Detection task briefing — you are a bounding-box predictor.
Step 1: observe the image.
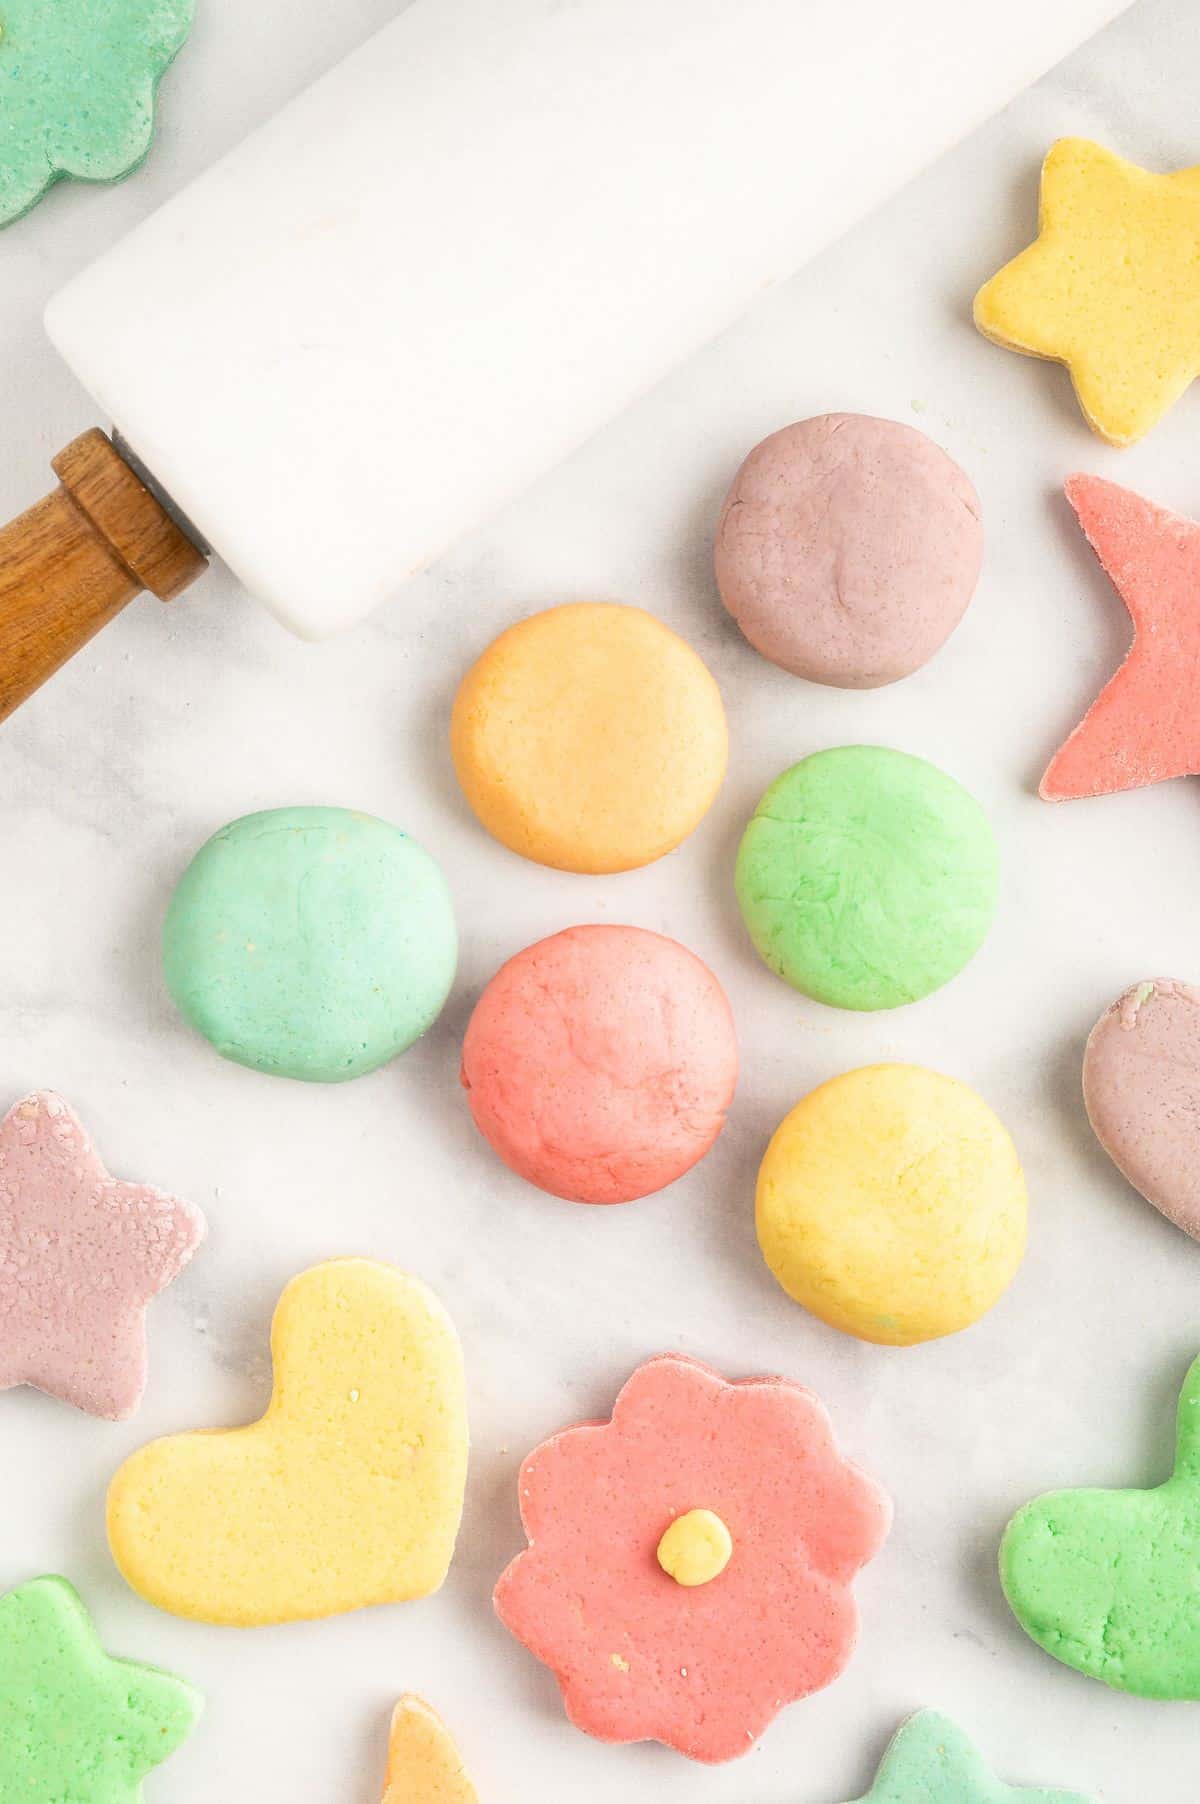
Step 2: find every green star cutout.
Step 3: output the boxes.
[0,1576,202,1802]
[843,1712,1095,1803]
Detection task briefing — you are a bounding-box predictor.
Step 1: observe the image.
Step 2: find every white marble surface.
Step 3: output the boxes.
[2,2,1200,1799]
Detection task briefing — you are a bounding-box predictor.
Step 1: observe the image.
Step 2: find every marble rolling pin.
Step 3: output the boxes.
[0,0,1124,721]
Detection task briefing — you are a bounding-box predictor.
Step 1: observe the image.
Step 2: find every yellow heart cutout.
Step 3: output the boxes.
[382,1697,478,1803]
[107,1259,468,1626]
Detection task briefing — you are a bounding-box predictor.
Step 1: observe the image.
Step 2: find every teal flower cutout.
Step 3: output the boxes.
[0,1575,202,1802]
[0,0,193,226]
[843,1712,1095,1804]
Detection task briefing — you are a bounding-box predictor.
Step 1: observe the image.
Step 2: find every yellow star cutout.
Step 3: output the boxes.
[974,138,1200,445]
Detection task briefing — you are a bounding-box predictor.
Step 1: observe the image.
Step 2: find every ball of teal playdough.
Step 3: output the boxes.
[163,807,457,1082]
[735,746,998,1011]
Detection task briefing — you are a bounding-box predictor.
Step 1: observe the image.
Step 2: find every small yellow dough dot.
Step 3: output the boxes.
[657,1509,733,1587]
[756,1064,1027,1346]
[451,602,728,874]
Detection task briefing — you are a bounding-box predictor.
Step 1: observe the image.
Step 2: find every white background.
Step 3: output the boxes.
[2,1,1200,1799]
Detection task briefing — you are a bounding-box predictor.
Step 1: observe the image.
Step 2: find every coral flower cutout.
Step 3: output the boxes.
[0,0,194,227]
[493,1354,891,1763]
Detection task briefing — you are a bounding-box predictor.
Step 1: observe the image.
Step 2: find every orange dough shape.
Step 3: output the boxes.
[1042,475,1200,801]
[382,1698,477,1804]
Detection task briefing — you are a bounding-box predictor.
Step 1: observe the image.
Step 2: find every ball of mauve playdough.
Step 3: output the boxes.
[714,414,983,687]
[460,925,737,1203]
[735,745,998,1011]
[163,807,456,1082]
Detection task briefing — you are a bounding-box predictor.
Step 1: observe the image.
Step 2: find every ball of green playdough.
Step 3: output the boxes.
[735,746,998,1011]
[163,807,457,1082]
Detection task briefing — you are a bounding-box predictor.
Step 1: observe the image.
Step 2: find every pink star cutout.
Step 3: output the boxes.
[1042,474,1200,801]
[0,1092,206,1420]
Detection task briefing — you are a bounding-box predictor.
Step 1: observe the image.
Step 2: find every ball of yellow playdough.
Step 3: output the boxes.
[756,1065,1027,1345]
[450,603,728,874]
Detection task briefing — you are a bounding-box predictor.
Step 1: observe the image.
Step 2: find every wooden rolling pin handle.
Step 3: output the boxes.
[0,429,208,724]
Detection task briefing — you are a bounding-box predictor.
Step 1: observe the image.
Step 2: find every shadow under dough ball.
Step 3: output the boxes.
[715,413,983,688]
[735,745,998,1011]
[162,806,456,1082]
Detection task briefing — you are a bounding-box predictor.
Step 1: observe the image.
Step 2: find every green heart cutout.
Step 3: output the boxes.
[1002,1352,1200,1695]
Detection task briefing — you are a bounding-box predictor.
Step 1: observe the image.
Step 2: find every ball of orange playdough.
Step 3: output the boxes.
[450,603,727,874]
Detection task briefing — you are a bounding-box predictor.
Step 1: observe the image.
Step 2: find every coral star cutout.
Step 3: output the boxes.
[0,1090,205,1419]
[1041,475,1200,802]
